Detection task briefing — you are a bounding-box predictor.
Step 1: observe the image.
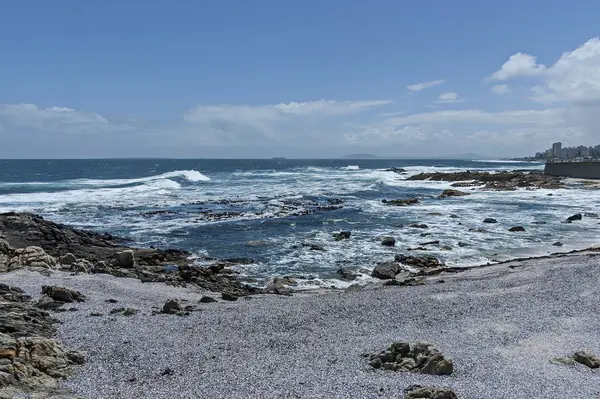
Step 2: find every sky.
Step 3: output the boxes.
[1,0,600,159]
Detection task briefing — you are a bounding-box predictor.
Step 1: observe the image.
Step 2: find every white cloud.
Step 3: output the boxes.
[0,103,109,132]
[435,92,462,103]
[491,84,511,95]
[407,79,444,92]
[383,108,564,126]
[489,53,546,81]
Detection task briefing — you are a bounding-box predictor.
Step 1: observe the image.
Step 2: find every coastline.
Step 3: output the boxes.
[2,250,600,398]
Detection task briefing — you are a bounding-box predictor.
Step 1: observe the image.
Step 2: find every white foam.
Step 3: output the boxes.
[341,165,360,170]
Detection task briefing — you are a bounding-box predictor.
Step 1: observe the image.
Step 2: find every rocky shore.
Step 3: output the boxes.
[407,170,563,190]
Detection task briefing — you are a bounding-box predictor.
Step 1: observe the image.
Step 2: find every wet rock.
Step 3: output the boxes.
[265,277,293,295]
[438,189,469,198]
[552,242,564,247]
[407,170,563,191]
[367,342,453,375]
[508,226,526,232]
[199,296,218,303]
[404,385,459,399]
[395,255,444,269]
[382,198,419,206]
[381,237,396,247]
[371,262,403,280]
[419,240,440,246]
[301,243,326,251]
[573,351,600,369]
[457,242,470,247]
[483,218,498,223]
[41,286,86,303]
[584,212,599,218]
[532,221,547,225]
[385,167,406,173]
[566,213,583,222]
[410,224,428,229]
[333,231,351,241]
[336,268,359,281]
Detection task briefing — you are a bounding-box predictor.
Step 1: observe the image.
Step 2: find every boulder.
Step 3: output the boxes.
[8,246,57,271]
[371,262,403,280]
[567,213,582,222]
[265,277,293,295]
[508,226,525,232]
[382,198,419,206]
[199,296,218,303]
[438,189,469,198]
[404,385,459,399]
[41,286,86,303]
[552,242,563,247]
[336,268,359,281]
[221,292,239,301]
[395,255,444,269]
[573,351,600,369]
[410,224,428,229]
[483,218,498,223]
[59,253,77,265]
[114,250,135,268]
[381,237,396,247]
[161,300,182,314]
[333,231,351,241]
[367,341,453,376]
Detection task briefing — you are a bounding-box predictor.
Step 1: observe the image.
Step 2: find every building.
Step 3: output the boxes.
[552,142,562,158]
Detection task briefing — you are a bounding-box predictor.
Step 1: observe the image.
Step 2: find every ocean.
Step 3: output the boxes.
[1,158,598,288]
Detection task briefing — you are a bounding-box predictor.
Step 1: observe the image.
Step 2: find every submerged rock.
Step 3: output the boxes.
[336,268,359,281]
[483,218,498,224]
[381,237,396,247]
[508,226,526,232]
[438,189,469,198]
[333,231,351,241]
[382,198,419,206]
[567,213,583,222]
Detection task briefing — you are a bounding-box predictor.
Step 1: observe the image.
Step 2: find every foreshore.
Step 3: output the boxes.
[2,250,600,398]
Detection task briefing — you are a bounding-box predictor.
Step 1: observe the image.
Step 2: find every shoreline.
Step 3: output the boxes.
[2,251,600,398]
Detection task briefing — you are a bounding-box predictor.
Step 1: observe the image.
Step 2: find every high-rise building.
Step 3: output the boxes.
[552,142,562,158]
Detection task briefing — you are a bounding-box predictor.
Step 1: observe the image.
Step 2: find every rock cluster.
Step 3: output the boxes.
[404,385,459,399]
[573,351,600,368]
[366,342,453,375]
[0,283,84,396]
[382,198,419,206]
[438,189,469,198]
[408,170,563,191]
[372,255,445,281]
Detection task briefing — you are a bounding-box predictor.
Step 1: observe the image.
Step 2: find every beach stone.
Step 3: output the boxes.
[336,268,359,281]
[265,277,293,295]
[508,226,526,232]
[221,292,239,301]
[371,262,402,280]
[381,237,396,247]
[404,385,459,399]
[344,284,363,293]
[59,253,77,265]
[332,231,351,241]
[567,213,582,222]
[41,286,85,303]
[438,189,469,198]
[483,218,498,223]
[367,342,453,376]
[573,351,600,368]
[161,300,182,314]
[114,250,135,268]
[199,296,218,303]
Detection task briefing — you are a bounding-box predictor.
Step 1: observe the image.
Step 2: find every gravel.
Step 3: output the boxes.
[3,253,600,399]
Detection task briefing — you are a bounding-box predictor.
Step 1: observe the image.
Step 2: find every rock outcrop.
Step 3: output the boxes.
[382,198,419,206]
[371,255,445,280]
[438,189,469,198]
[366,342,453,375]
[408,170,563,191]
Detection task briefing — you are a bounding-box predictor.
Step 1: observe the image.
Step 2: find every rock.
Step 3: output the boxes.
[483,218,498,223]
[344,284,363,293]
[407,170,564,191]
[508,226,525,232]
[382,198,419,206]
[265,277,294,295]
[7,246,57,271]
[419,240,440,246]
[566,213,582,222]
[114,250,135,268]
[41,286,86,303]
[221,292,239,301]
[371,262,403,280]
[404,385,459,399]
[336,268,359,281]
[160,367,175,376]
[89,312,103,317]
[457,242,470,247]
[551,356,577,365]
[385,167,406,173]
[59,253,77,265]
[109,307,138,316]
[573,351,600,368]
[333,231,351,241]
[552,242,563,247]
[199,296,218,303]
[301,243,326,251]
[35,295,62,311]
[395,254,444,269]
[438,189,469,198]
[381,237,396,247]
[532,221,547,225]
[161,300,182,314]
[367,342,453,376]
[584,212,599,218]
[410,224,428,229]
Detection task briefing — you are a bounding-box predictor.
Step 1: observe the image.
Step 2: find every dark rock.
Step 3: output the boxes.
[221,292,239,301]
[573,351,600,368]
[160,367,175,376]
[508,226,525,232]
[336,268,359,281]
[567,213,583,222]
[483,218,498,223]
[105,298,118,303]
[552,242,563,247]
[333,231,351,241]
[265,277,293,295]
[532,221,547,225]
[584,212,599,218]
[41,285,86,303]
[344,284,363,293]
[161,300,182,314]
[419,240,439,246]
[381,237,396,247]
[407,170,563,191]
[385,167,406,173]
[367,342,453,376]
[199,296,218,303]
[410,224,428,229]
[59,253,77,265]
[395,255,444,269]
[404,385,459,399]
[457,242,470,247]
[371,262,403,280]
[89,312,103,317]
[301,243,326,251]
[438,189,469,198]
[382,198,419,206]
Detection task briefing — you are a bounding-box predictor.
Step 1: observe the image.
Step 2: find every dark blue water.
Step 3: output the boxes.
[2,158,597,287]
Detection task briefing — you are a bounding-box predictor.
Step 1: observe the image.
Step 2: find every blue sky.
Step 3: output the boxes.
[1,0,599,158]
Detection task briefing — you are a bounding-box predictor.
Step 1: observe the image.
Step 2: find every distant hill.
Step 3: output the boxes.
[340,153,491,160]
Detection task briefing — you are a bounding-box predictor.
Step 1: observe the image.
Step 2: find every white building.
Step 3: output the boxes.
[552,142,562,158]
